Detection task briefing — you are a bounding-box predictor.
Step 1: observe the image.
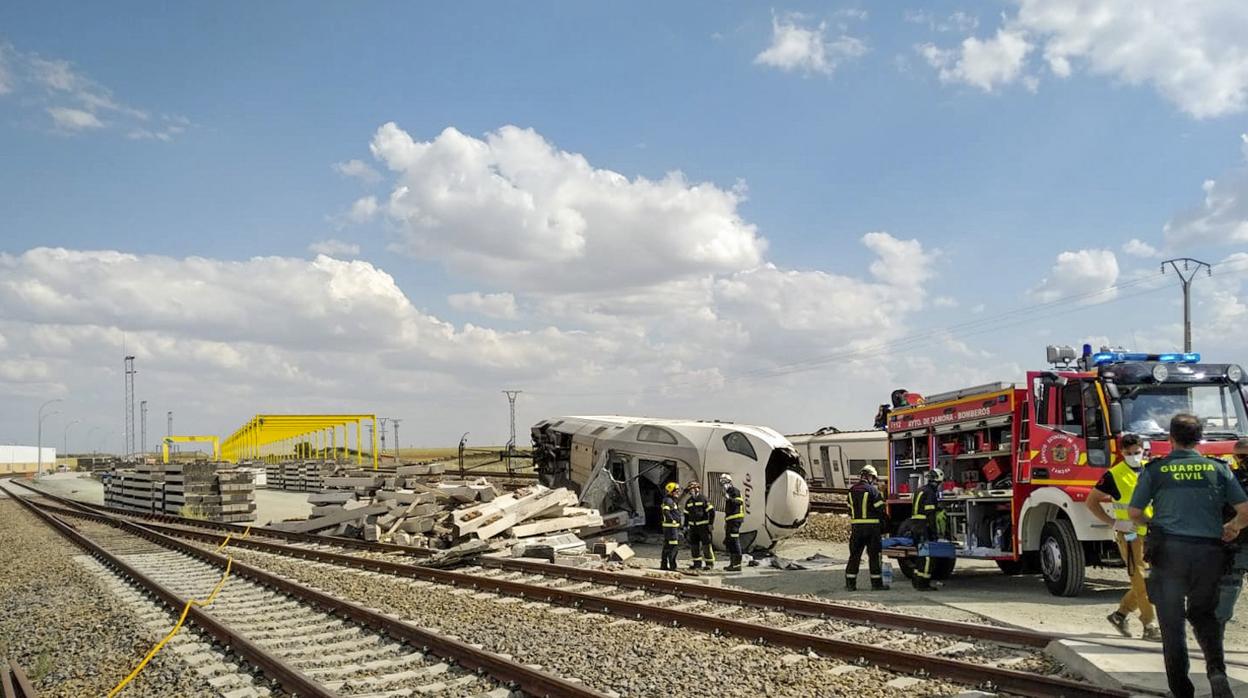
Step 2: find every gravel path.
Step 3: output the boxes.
[207,544,966,697]
[0,499,215,697]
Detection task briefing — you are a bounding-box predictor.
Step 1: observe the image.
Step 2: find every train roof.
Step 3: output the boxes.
[534,415,792,448]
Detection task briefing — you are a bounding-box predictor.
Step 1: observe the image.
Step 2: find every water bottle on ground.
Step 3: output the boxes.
[881,561,893,589]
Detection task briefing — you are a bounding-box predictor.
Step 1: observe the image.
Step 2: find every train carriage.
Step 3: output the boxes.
[532,416,810,550]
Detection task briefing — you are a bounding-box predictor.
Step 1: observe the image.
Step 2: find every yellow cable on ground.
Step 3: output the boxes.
[107,557,234,698]
[214,534,233,552]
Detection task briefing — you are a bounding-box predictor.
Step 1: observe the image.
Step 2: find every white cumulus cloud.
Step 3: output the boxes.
[919,2,1248,118]
[1165,175,1248,247]
[918,28,1032,92]
[1030,249,1120,303]
[1122,238,1162,258]
[754,13,866,76]
[367,122,767,293]
[448,292,518,320]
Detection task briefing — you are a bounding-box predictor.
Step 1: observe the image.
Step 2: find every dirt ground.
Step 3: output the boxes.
[616,534,1248,663]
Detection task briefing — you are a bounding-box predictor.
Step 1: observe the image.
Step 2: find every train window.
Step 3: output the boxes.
[722,432,757,460]
[848,459,868,476]
[636,426,678,444]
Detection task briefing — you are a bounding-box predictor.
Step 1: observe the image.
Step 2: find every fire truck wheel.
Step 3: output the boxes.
[1040,520,1086,597]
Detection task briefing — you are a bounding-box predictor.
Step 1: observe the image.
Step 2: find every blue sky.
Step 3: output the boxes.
[3,2,1248,450]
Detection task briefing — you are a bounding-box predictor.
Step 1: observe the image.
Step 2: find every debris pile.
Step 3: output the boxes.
[269,465,625,559]
[103,462,256,522]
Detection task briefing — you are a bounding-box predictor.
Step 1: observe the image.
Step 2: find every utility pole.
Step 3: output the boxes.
[64,419,81,461]
[37,398,62,477]
[140,401,148,459]
[1161,258,1212,352]
[378,417,389,460]
[502,390,521,475]
[167,410,174,458]
[502,391,522,453]
[391,418,401,462]
[124,355,136,461]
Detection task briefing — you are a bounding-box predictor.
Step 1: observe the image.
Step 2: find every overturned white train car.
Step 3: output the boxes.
[531,416,810,550]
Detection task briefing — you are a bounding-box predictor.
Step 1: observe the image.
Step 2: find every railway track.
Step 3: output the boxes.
[15,484,1126,698]
[809,500,849,514]
[1,661,36,698]
[8,488,605,698]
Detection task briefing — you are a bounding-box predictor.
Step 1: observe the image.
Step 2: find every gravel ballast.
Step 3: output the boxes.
[0,499,215,697]
[211,544,965,697]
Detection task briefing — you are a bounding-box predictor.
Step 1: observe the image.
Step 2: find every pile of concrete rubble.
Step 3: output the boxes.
[267,464,634,563]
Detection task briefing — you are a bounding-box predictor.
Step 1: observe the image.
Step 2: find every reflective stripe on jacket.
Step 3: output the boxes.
[911,484,938,522]
[1108,462,1151,536]
[684,494,715,527]
[661,495,682,528]
[848,480,884,524]
[724,485,745,521]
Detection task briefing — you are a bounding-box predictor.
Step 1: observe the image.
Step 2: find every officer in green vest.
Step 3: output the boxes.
[1086,433,1159,640]
[1215,437,1248,626]
[1129,414,1248,698]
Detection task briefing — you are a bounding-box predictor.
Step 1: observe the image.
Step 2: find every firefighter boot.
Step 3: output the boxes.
[871,579,886,590]
[845,575,857,592]
[726,554,742,572]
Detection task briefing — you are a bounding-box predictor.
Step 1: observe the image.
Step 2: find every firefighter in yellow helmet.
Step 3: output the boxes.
[659,482,683,571]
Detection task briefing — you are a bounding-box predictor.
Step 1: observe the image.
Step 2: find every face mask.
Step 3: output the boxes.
[1124,454,1143,469]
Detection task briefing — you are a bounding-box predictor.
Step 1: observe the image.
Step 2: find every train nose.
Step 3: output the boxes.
[764,470,810,541]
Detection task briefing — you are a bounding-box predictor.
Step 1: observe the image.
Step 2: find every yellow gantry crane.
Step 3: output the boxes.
[220,414,380,469]
[162,435,221,463]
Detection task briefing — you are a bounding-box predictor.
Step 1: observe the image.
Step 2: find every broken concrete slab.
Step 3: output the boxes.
[266,504,389,533]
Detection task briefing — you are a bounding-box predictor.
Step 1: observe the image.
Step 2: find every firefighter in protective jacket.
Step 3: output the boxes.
[684,481,716,570]
[660,482,682,571]
[720,474,745,571]
[911,468,944,591]
[845,465,887,590]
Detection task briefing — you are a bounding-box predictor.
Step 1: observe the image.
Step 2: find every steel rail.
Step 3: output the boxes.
[8,490,333,697]
[15,482,433,558]
[808,500,849,513]
[2,660,36,698]
[477,557,1053,648]
[13,492,607,698]
[29,492,1048,647]
[26,491,1124,698]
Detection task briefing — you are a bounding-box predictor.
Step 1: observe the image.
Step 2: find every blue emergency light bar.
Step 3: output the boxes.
[1091,351,1200,366]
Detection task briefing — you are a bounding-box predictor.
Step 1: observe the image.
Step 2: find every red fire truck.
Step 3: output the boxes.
[884,345,1247,596]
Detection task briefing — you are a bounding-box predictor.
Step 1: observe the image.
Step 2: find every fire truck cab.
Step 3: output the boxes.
[885,345,1248,596]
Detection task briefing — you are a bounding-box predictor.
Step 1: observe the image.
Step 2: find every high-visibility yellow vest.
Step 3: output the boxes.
[1108,462,1152,536]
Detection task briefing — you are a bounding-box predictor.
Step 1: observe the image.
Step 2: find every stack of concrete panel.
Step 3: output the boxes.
[162,462,256,522]
[103,464,165,514]
[264,460,337,492]
[104,462,255,523]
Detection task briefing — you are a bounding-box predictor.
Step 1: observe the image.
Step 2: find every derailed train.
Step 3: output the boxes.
[531,416,811,550]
